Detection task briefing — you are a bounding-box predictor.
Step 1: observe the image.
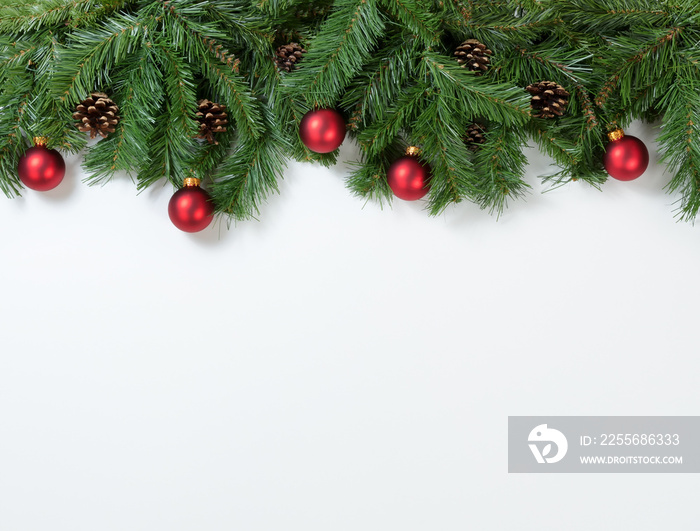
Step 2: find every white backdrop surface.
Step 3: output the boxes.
[1,122,699,530]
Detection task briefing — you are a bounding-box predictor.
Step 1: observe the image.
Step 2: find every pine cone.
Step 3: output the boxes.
[73,92,120,139]
[454,39,493,73]
[464,123,486,151]
[275,42,307,73]
[196,99,228,145]
[526,81,570,119]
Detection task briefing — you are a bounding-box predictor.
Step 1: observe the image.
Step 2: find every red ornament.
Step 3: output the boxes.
[299,108,346,153]
[17,138,66,191]
[168,178,215,232]
[603,130,649,181]
[387,150,431,201]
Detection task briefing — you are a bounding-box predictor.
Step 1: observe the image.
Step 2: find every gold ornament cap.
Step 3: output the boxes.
[183,177,201,188]
[405,146,421,157]
[33,137,49,147]
[607,129,625,142]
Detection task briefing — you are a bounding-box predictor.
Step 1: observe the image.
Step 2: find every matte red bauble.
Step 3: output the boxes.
[299,108,346,153]
[168,178,215,233]
[17,139,66,191]
[603,130,649,181]
[387,153,431,201]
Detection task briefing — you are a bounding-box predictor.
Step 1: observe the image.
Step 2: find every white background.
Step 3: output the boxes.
[1,122,699,530]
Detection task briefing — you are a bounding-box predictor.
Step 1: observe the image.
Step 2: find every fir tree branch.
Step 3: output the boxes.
[0,0,99,33]
[342,37,421,130]
[473,124,529,214]
[658,73,700,221]
[422,52,531,127]
[596,26,682,108]
[287,0,386,107]
[0,70,33,196]
[83,46,163,183]
[346,150,396,204]
[378,0,439,46]
[526,123,578,167]
[136,41,198,189]
[511,45,599,130]
[0,42,38,69]
[51,13,147,106]
[211,108,288,220]
[203,55,264,141]
[356,82,427,157]
[414,97,481,214]
[152,0,227,61]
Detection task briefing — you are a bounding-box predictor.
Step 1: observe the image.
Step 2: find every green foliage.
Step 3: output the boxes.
[1,0,700,223]
[210,107,288,220]
[82,45,163,183]
[284,0,386,108]
[658,72,700,222]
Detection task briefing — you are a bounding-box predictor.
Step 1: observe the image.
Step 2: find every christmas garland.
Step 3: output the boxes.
[1,0,698,232]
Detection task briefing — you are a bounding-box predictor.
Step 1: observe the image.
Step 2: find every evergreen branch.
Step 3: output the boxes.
[204,2,273,53]
[67,0,131,29]
[512,45,598,130]
[83,46,163,183]
[0,42,38,70]
[203,55,264,141]
[346,151,395,204]
[561,0,676,32]
[378,0,439,46]
[414,97,481,214]
[437,0,471,32]
[473,124,529,214]
[422,53,531,126]
[152,1,266,140]
[137,42,198,188]
[526,123,578,167]
[0,0,96,32]
[527,121,607,188]
[342,37,421,130]
[211,108,287,220]
[0,0,130,33]
[658,74,700,221]
[152,0,227,61]
[468,19,563,32]
[596,26,682,108]
[0,73,33,196]
[31,33,87,151]
[287,0,386,107]
[356,82,427,156]
[52,13,147,106]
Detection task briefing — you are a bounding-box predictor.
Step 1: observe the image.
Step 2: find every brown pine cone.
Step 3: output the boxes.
[73,92,120,139]
[464,123,486,151]
[454,39,493,73]
[526,81,570,119]
[196,99,228,145]
[275,42,307,72]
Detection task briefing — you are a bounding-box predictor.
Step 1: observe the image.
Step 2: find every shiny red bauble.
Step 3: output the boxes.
[387,155,431,201]
[299,108,346,153]
[168,181,215,232]
[603,133,649,181]
[17,144,66,191]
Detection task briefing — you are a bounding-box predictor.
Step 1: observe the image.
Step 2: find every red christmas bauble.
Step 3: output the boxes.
[168,180,215,232]
[299,108,346,153]
[387,155,431,201]
[603,133,649,181]
[17,144,66,191]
